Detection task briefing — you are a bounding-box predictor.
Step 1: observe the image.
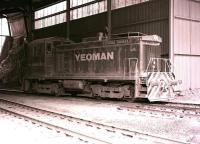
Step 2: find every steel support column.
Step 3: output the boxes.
[107,0,111,39]
[66,0,70,40]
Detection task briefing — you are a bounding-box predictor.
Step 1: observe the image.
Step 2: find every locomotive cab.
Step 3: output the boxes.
[23,37,70,93]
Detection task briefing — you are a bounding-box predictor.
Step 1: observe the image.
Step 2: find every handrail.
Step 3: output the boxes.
[145,58,174,73]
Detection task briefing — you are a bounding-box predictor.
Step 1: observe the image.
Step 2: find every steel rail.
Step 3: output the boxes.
[0,98,187,144]
[119,102,200,119]
[0,106,110,144]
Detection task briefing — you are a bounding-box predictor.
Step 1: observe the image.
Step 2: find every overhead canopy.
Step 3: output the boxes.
[0,0,63,17]
[0,0,29,17]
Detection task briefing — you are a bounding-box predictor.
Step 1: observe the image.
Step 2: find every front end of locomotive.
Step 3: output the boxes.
[135,35,181,102]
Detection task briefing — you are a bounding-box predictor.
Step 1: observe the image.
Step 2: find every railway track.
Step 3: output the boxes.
[0,88,199,120]
[0,108,104,144]
[0,97,186,144]
[119,102,200,120]
[164,102,200,110]
[0,88,199,109]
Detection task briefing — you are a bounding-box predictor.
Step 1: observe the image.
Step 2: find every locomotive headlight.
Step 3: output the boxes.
[153,35,162,43]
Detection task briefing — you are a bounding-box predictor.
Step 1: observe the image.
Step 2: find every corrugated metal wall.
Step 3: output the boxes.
[33,0,200,90]
[112,0,169,56]
[34,12,107,42]
[33,0,170,56]
[172,0,200,90]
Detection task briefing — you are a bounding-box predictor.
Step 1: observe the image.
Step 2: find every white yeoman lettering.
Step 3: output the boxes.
[101,53,107,60]
[75,54,80,61]
[86,54,92,61]
[93,53,100,60]
[81,54,86,61]
[75,51,114,62]
[107,52,114,60]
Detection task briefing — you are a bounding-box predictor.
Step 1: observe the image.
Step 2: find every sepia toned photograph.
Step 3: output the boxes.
[0,0,200,143]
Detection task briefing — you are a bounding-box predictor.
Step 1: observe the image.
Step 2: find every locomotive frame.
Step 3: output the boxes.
[23,32,180,102]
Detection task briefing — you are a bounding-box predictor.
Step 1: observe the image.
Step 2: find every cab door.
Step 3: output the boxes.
[45,41,55,77]
[128,58,138,79]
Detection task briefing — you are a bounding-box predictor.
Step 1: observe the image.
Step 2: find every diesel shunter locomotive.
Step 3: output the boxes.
[23,32,180,102]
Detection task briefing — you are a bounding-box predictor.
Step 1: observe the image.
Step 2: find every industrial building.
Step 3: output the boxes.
[0,0,200,144]
[0,0,199,90]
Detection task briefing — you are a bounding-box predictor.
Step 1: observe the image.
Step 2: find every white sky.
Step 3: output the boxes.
[0,18,9,53]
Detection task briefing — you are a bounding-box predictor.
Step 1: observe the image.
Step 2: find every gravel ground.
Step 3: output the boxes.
[170,88,200,104]
[0,110,87,144]
[1,94,200,143]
